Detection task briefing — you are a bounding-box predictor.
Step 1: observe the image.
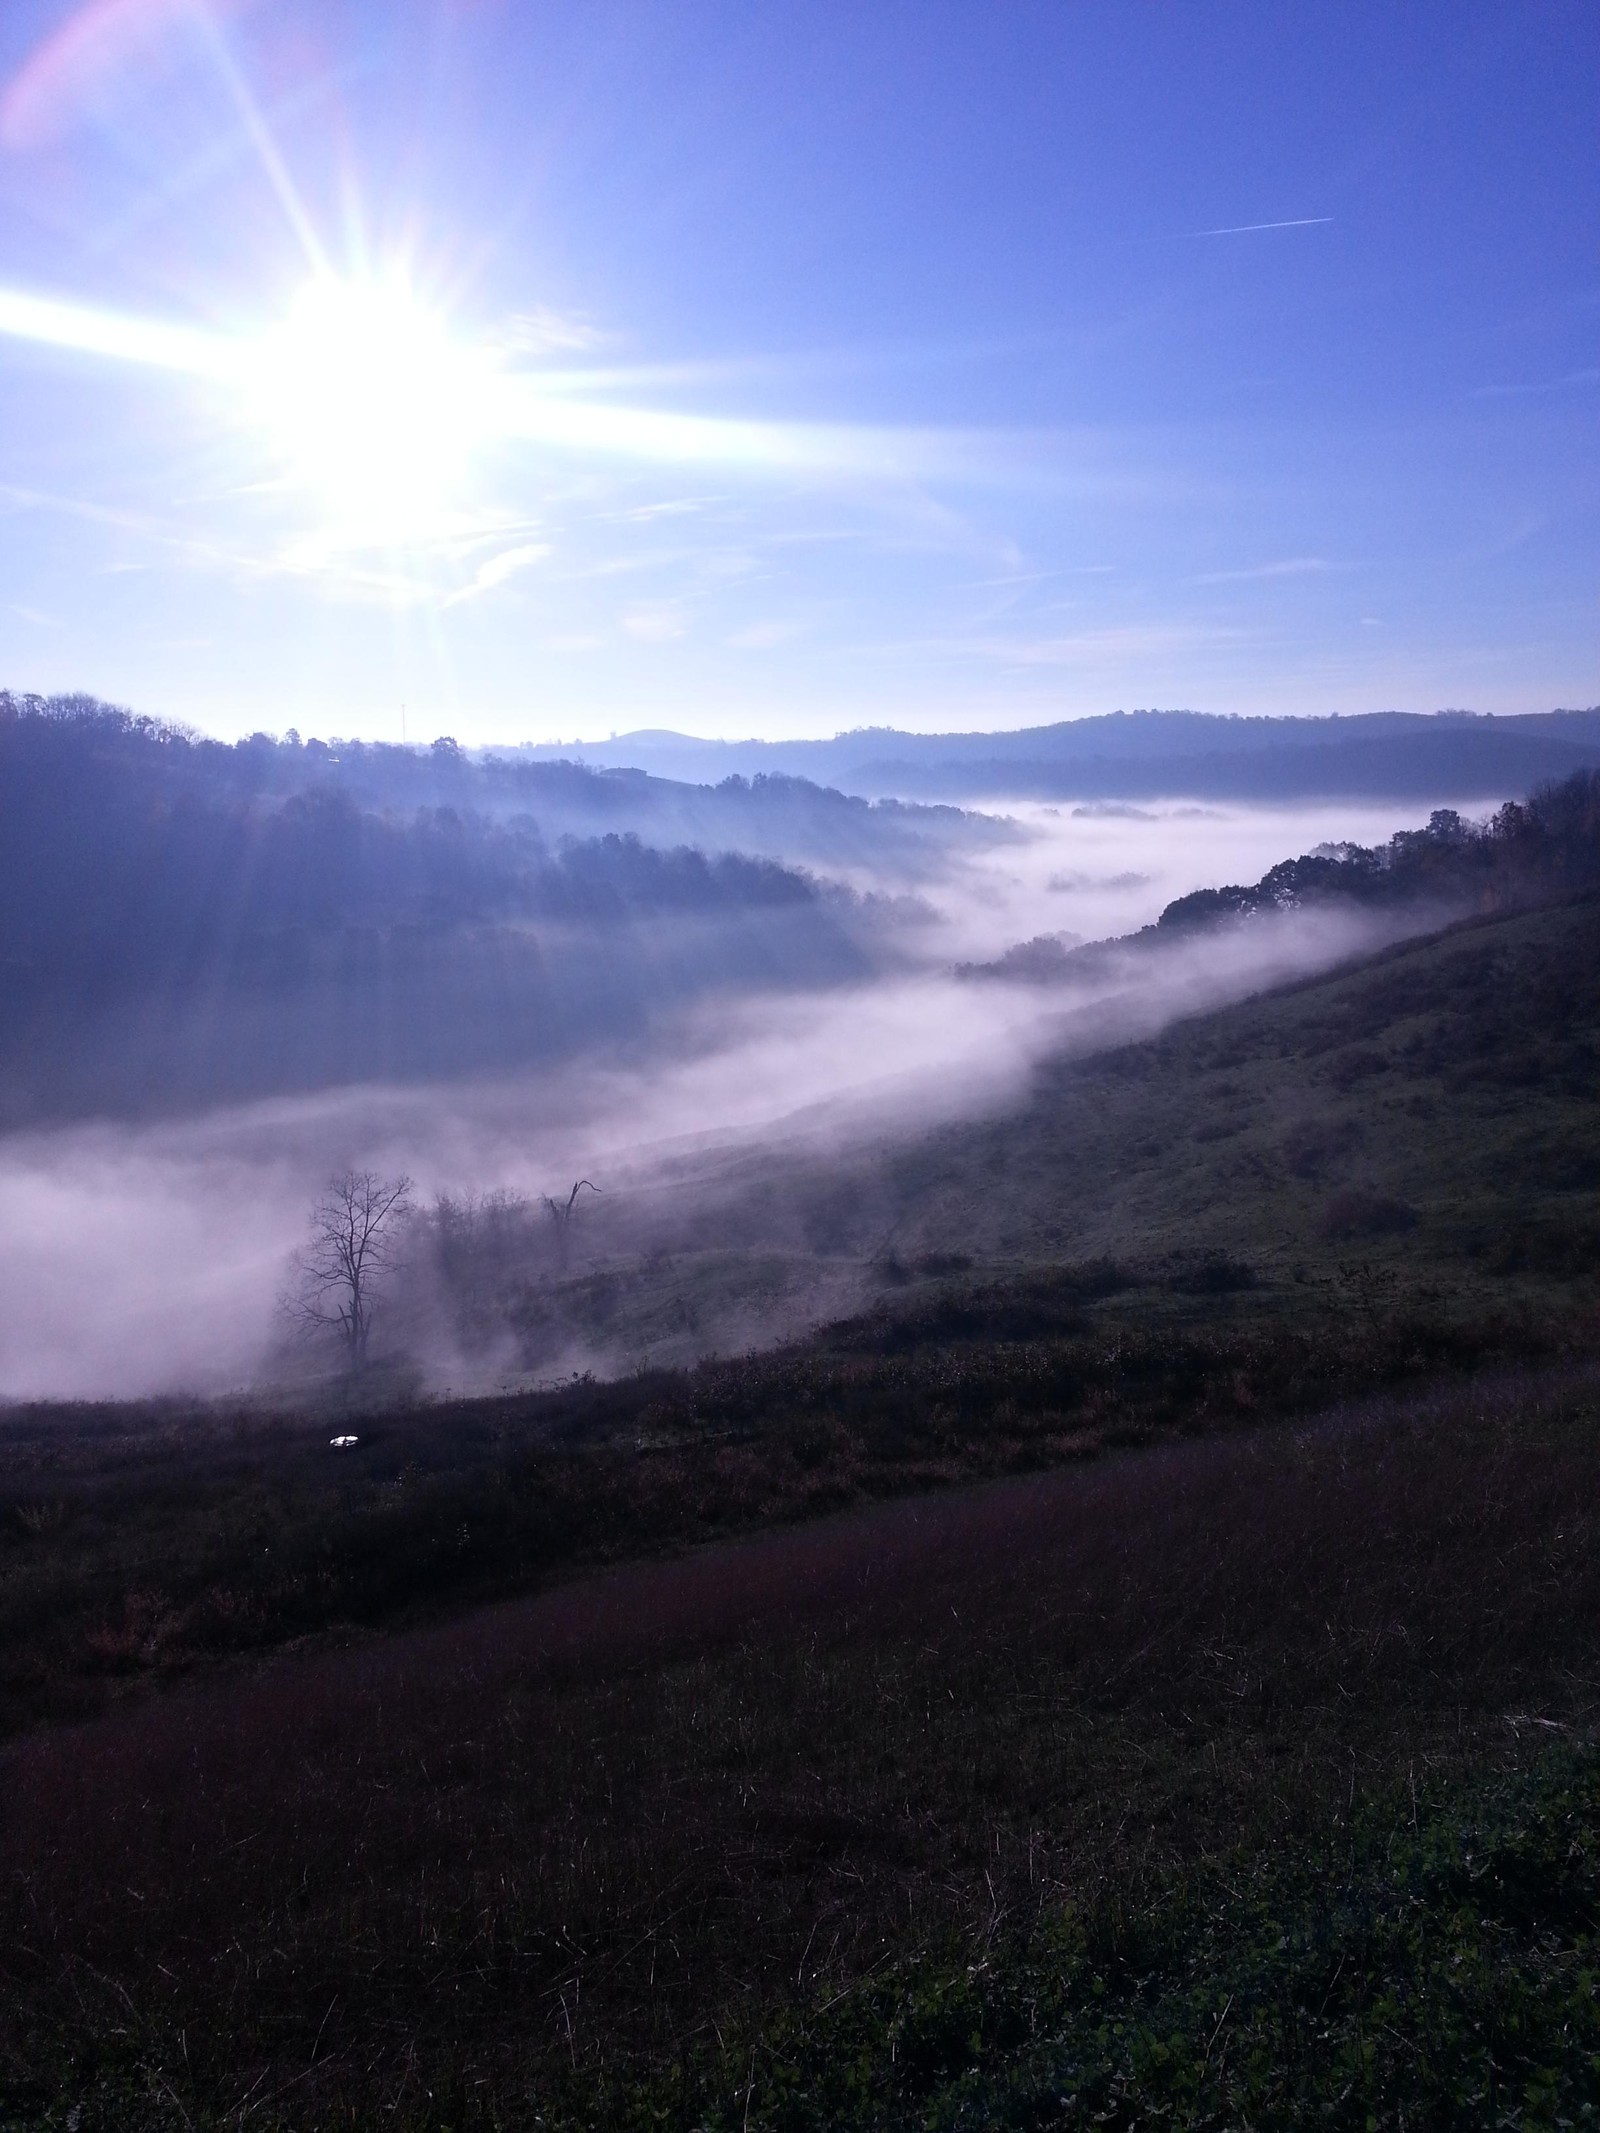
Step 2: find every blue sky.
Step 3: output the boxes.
[0,0,1594,744]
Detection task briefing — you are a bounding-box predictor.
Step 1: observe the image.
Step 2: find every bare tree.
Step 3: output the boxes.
[540,1179,601,1270]
[288,1170,415,1372]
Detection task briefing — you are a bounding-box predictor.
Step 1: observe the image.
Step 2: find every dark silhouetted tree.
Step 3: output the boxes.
[541,1179,600,1270]
[288,1170,415,1372]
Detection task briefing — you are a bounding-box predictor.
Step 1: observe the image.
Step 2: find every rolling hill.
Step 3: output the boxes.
[508,703,1600,802]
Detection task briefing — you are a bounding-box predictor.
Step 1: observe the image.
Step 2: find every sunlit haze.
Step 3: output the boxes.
[0,1,1593,742]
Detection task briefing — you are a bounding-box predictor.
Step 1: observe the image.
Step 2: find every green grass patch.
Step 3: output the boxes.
[595,1746,1600,2132]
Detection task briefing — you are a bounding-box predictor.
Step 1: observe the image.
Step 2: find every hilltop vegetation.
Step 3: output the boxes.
[5,689,1596,1132]
[0,691,998,873]
[1,694,964,1119]
[890,891,1600,1279]
[960,770,1600,963]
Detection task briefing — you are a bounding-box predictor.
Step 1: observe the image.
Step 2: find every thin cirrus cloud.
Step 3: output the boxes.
[497,308,613,357]
[1470,368,1600,400]
[728,619,802,650]
[1194,216,1334,237]
[0,283,237,379]
[902,623,1251,670]
[621,603,687,643]
[1195,556,1341,584]
[0,472,532,611]
[492,386,1018,486]
[441,541,552,609]
[0,475,307,586]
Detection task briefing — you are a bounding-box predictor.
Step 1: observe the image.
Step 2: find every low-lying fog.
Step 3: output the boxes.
[0,797,1471,1401]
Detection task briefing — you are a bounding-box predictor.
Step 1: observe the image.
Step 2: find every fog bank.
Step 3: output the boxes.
[0,799,1476,1400]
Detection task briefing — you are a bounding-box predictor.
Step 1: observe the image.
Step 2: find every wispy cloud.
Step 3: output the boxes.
[616,499,716,523]
[495,387,1001,484]
[0,282,234,377]
[727,619,801,650]
[441,541,551,608]
[1470,368,1600,400]
[516,330,1070,402]
[1195,555,1341,584]
[621,602,687,643]
[1195,216,1333,237]
[0,476,559,611]
[498,307,613,356]
[0,476,313,588]
[889,623,1249,669]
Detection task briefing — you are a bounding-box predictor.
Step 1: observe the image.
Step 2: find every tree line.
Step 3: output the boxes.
[1154,773,1600,931]
[285,1171,603,1377]
[0,695,818,1008]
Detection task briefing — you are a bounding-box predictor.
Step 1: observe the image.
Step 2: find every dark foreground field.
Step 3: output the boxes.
[1,1273,1571,1743]
[6,1362,1600,2128]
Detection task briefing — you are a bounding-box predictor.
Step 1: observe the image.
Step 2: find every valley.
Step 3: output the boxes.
[3,872,1598,2127]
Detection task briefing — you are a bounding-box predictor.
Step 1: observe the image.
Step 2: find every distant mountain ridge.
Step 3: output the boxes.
[505,706,1600,802]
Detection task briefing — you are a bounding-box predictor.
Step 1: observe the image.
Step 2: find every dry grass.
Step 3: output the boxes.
[4,1363,1600,2125]
[0,1282,1559,1739]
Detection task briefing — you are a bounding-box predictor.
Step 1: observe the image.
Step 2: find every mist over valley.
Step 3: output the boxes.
[0,692,1532,1400]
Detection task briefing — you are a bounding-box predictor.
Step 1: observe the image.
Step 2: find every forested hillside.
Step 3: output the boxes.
[0,696,900,1121]
[0,692,1003,876]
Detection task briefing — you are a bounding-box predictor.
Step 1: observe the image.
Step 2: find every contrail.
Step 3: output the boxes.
[1196,216,1334,237]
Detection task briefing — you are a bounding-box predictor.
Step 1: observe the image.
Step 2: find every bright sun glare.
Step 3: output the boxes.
[248,275,497,533]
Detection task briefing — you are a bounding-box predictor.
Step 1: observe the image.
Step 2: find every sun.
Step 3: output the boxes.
[247,273,498,533]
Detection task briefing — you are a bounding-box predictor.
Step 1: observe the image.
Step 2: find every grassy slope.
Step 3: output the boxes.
[882,892,1600,1288]
[512,892,1600,1368]
[2,893,1600,2125]
[629,1743,1600,2131]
